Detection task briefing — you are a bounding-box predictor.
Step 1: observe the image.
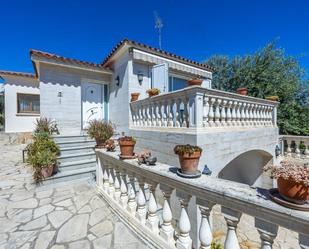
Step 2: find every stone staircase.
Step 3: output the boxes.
[43,135,97,184]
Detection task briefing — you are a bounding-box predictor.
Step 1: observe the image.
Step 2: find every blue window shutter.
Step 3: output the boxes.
[152,63,168,93]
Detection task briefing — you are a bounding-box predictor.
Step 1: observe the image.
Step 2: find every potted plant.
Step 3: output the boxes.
[131,92,140,102]
[265,95,279,102]
[34,117,59,135]
[236,87,248,96]
[105,139,116,152]
[146,88,160,97]
[174,144,202,175]
[118,136,136,157]
[187,78,203,86]
[264,160,309,204]
[26,133,60,183]
[87,119,114,148]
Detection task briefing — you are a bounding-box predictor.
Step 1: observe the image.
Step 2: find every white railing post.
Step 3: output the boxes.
[197,199,215,249]
[146,181,159,234]
[159,184,175,245]
[136,177,147,224]
[255,218,278,249]
[113,167,121,201]
[108,166,115,196]
[176,190,192,249]
[127,173,137,215]
[120,169,128,208]
[222,207,241,249]
[96,155,103,188]
[203,95,209,127]
[208,97,215,127]
[102,161,109,191]
[214,98,222,127]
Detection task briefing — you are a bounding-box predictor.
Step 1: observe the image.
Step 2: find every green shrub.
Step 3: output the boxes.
[26,133,60,183]
[211,241,223,249]
[34,117,59,135]
[87,119,114,142]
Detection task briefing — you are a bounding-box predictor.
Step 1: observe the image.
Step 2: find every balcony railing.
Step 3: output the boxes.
[280,135,309,158]
[130,86,279,130]
[96,149,309,249]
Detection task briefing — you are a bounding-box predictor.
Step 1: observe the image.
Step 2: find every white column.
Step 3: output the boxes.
[159,185,175,245]
[113,167,121,201]
[231,101,237,126]
[175,99,181,127]
[240,102,246,127]
[286,139,292,156]
[182,98,189,128]
[136,177,147,224]
[226,100,232,126]
[96,156,103,188]
[168,99,174,127]
[222,207,241,249]
[255,218,278,249]
[146,181,159,234]
[103,162,109,192]
[163,101,168,127]
[235,102,241,126]
[295,141,301,158]
[127,173,137,215]
[203,96,210,127]
[299,233,309,249]
[120,170,128,208]
[197,199,215,249]
[157,101,162,127]
[108,167,115,196]
[214,98,222,127]
[221,100,227,126]
[176,191,192,249]
[208,97,215,127]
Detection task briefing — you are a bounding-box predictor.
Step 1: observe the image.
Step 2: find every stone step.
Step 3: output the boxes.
[42,167,96,185]
[52,134,93,143]
[60,145,95,156]
[57,152,96,164]
[58,158,97,171]
[56,140,96,148]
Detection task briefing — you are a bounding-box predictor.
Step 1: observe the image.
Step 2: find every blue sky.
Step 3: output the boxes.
[1,0,309,76]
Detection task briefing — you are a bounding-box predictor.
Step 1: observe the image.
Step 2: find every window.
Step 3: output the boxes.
[168,76,187,92]
[17,93,40,114]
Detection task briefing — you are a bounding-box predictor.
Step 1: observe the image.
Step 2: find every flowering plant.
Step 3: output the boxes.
[264,159,309,186]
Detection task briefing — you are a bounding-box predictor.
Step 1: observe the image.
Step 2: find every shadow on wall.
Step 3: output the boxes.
[218,150,273,188]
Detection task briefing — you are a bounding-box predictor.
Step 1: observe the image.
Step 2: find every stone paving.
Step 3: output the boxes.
[0,138,150,249]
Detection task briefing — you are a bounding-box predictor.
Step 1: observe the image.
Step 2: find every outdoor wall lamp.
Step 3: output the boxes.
[115,76,120,86]
[57,91,63,104]
[137,72,144,85]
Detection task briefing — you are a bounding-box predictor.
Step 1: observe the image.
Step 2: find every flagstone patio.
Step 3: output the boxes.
[0,138,150,249]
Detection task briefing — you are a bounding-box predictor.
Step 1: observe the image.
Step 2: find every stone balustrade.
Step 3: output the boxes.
[281,135,309,158]
[96,149,309,249]
[130,86,278,129]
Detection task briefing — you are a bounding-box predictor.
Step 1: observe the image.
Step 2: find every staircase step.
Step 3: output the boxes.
[57,152,96,164]
[52,135,93,143]
[57,140,96,148]
[60,145,95,156]
[42,167,96,185]
[58,159,97,171]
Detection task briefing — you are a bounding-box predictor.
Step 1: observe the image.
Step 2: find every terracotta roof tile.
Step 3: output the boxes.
[0,70,36,78]
[101,38,214,72]
[30,49,107,69]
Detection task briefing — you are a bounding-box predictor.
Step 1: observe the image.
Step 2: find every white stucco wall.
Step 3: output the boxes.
[3,76,40,133]
[39,63,110,135]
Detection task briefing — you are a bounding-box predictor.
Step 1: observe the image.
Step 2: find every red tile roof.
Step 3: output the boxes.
[0,70,36,78]
[101,38,214,72]
[30,49,108,70]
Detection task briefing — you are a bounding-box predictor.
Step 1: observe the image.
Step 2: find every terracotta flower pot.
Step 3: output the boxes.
[277,177,309,204]
[95,138,105,148]
[131,93,140,102]
[119,140,136,156]
[187,79,203,86]
[41,166,54,178]
[236,87,248,96]
[178,151,201,175]
[148,91,159,97]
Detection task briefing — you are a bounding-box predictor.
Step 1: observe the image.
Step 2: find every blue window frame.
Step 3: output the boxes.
[168,76,187,92]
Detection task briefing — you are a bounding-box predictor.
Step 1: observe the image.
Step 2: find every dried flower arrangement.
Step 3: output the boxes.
[146,88,160,97]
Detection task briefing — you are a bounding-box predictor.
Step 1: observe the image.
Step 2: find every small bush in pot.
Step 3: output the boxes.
[264,159,309,204]
[146,88,160,97]
[187,78,203,86]
[118,136,136,157]
[131,92,140,102]
[34,117,59,135]
[174,144,202,175]
[87,119,115,148]
[26,133,60,184]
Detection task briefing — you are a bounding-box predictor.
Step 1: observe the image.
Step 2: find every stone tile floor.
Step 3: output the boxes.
[0,141,150,249]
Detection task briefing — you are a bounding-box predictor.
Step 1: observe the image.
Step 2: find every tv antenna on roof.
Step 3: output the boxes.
[154,11,163,49]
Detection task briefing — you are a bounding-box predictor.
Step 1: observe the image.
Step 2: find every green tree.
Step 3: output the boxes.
[205,42,309,135]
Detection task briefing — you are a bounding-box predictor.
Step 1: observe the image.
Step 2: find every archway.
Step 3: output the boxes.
[218,150,273,187]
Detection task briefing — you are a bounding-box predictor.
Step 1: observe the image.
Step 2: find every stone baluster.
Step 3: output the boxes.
[182,98,189,128]
[260,105,265,126]
[286,139,292,156]
[108,166,115,196]
[220,99,227,126]
[150,104,155,127]
[299,233,309,249]
[255,218,278,249]
[214,98,222,127]
[203,95,209,127]
[176,191,192,249]
[240,102,246,126]
[120,170,128,208]
[157,101,162,127]
[136,106,141,127]
[146,181,159,234]
[245,103,250,126]
[168,99,175,127]
[159,185,175,245]
[295,140,301,158]
[256,105,261,126]
[222,207,241,249]
[175,99,181,127]
[248,104,254,126]
[127,173,137,215]
[236,102,241,126]
[305,143,309,158]
[103,162,110,192]
[226,100,232,126]
[113,167,121,201]
[131,106,136,126]
[140,105,145,127]
[231,101,237,126]
[162,101,168,127]
[208,97,215,127]
[136,177,147,224]
[267,106,272,126]
[252,104,257,126]
[147,104,152,127]
[197,199,215,249]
